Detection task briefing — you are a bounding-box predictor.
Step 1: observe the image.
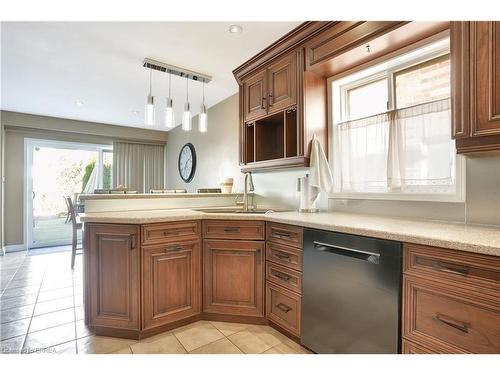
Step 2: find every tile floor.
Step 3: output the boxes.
[1,249,309,354]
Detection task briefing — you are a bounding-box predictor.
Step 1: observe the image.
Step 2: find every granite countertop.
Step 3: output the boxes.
[79,193,250,200]
[81,209,500,257]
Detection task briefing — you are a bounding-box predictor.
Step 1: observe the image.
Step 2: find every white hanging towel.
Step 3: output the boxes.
[309,134,334,202]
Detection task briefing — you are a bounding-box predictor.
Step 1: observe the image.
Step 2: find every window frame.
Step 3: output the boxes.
[328,39,465,203]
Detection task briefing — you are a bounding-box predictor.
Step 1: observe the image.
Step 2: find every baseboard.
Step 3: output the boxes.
[3,244,26,253]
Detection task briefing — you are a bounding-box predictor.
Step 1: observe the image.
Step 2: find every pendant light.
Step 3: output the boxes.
[199,80,208,133]
[182,76,192,131]
[145,68,155,126]
[165,72,174,129]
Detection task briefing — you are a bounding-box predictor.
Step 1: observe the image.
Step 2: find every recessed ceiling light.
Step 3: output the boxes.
[75,100,84,106]
[228,25,243,34]
[132,110,140,115]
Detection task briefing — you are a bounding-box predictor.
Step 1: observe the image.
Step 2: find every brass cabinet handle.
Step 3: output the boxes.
[433,313,470,333]
[436,262,469,276]
[276,303,292,313]
[274,252,290,260]
[274,231,291,239]
[261,97,266,109]
[224,227,240,233]
[271,270,291,281]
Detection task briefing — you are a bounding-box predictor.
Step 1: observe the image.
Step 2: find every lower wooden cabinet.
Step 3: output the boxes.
[402,243,500,354]
[141,240,201,330]
[402,339,439,354]
[203,239,265,317]
[266,282,301,336]
[87,224,140,331]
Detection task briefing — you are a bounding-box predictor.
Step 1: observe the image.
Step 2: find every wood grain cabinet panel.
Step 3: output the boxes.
[266,242,303,271]
[202,220,265,240]
[403,276,500,354]
[266,261,302,294]
[243,70,267,122]
[266,222,303,249]
[266,282,301,336]
[402,339,440,354]
[203,239,264,317]
[142,241,201,330]
[87,224,140,331]
[142,221,200,246]
[267,53,297,114]
[453,21,500,152]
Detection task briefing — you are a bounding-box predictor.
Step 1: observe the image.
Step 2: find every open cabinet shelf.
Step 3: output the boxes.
[242,106,305,172]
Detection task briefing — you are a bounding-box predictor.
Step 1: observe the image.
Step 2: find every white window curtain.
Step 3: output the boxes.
[113,142,165,193]
[333,98,454,194]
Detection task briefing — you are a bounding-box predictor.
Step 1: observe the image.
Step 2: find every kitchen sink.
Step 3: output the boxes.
[194,208,286,214]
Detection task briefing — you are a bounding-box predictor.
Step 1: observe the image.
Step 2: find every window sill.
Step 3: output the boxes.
[329,191,465,203]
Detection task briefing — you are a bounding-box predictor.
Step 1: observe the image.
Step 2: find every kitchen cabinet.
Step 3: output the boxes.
[86,223,140,333]
[402,243,500,353]
[265,223,304,338]
[203,239,265,317]
[452,21,500,152]
[243,70,267,122]
[142,240,201,330]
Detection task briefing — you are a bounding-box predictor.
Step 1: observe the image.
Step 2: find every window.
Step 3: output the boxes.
[330,38,464,202]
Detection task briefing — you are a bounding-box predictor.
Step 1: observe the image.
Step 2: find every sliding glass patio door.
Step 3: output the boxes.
[26,139,112,249]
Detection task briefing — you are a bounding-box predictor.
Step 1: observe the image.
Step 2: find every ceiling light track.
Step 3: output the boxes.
[143,58,212,84]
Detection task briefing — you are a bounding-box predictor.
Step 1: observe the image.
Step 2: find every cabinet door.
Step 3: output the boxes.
[142,241,201,330]
[88,224,140,330]
[471,21,500,136]
[203,239,264,317]
[243,70,267,121]
[267,53,297,113]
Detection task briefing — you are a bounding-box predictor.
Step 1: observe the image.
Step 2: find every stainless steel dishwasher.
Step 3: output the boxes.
[301,228,402,354]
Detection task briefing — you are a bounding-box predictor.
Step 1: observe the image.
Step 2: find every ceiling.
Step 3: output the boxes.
[1,22,301,131]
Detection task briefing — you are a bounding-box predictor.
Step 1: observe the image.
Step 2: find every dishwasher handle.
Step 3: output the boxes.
[313,241,380,263]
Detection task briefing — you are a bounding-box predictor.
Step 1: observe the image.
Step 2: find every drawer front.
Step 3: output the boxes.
[404,243,500,295]
[266,282,301,336]
[402,339,439,354]
[266,262,302,294]
[142,221,200,245]
[266,222,303,249]
[403,276,500,354]
[203,220,265,240]
[266,242,303,271]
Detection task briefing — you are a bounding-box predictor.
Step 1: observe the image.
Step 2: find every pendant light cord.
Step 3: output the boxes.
[202,81,205,105]
[186,77,189,102]
[168,73,172,98]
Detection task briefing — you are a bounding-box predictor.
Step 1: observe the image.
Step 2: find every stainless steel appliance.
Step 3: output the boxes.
[301,228,402,353]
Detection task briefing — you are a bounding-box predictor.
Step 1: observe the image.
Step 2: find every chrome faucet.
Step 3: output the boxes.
[243,172,254,212]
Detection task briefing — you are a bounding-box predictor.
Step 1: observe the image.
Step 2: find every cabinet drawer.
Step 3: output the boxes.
[403,276,500,354]
[402,339,439,354]
[142,221,200,245]
[404,243,500,294]
[266,222,303,249]
[203,220,265,240]
[266,262,302,294]
[266,242,303,271]
[266,282,301,336]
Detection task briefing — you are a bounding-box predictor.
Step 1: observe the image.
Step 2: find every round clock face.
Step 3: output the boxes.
[178,143,196,183]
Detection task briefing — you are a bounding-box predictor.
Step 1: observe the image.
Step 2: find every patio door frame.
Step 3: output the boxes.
[24,138,112,249]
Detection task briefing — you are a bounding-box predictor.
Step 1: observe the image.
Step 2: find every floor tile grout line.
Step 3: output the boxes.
[0,255,26,299]
[21,261,48,353]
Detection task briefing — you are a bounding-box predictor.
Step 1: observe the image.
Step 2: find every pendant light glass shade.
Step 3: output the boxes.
[182,102,192,131]
[145,68,155,126]
[198,81,207,132]
[182,77,191,131]
[164,73,174,129]
[199,104,207,133]
[145,94,155,126]
[165,98,174,129]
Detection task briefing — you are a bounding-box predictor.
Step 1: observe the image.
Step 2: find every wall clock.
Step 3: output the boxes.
[178,143,196,183]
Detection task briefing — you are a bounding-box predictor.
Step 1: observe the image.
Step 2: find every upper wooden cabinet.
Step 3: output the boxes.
[243,70,268,122]
[452,21,500,153]
[266,53,297,114]
[86,224,140,333]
